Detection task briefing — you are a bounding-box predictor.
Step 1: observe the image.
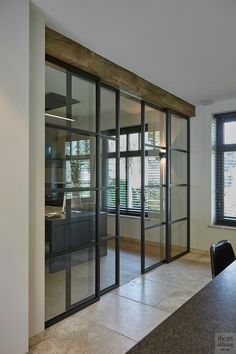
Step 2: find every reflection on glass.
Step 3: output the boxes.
[224,122,236,145]
[100,239,116,290]
[171,186,187,221]
[72,75,96,132]
[224,151,236,217]
[101,87,116,135]
[145,106,166,147]
[171,115,187,150]
[45,256,66,321]
[171,150,187,185]
[45,63,67,127]
[71,248,96,304]
[145,225,166,268]
[171,220,187,257]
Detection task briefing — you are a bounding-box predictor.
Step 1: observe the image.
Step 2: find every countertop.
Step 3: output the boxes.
[127,261,236,354]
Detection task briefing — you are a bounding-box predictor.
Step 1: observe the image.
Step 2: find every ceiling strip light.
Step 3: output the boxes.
[45,113,75,122]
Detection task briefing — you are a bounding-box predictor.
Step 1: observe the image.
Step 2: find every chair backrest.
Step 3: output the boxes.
[210,240,236,278]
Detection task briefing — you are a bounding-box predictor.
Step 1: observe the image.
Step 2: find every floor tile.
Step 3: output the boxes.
[29,314,135,354]
[80,293,170,341]
[115,277,177,307]
[155,289,195,314]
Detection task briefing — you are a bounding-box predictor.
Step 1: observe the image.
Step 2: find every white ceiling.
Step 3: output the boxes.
[33,0,236,105]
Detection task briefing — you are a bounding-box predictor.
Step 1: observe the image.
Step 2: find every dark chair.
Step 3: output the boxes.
[210,240,236,278]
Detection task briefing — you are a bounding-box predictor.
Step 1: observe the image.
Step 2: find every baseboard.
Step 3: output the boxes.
[29,331,45,348]
[190,248,209,256]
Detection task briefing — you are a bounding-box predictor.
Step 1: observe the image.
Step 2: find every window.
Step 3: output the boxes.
[105,127,163,215]
[65,138,92,198]
[215,112,236,226]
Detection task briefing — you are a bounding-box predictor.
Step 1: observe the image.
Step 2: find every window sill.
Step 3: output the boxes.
[208,224,236,231]
[108,213,141,219]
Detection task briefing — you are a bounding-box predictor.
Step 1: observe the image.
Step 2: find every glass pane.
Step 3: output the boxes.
[100,189,116,238]
[100,239,116,290]
[224,122,236,144]
[108,139,116,153]
[129,133,140,151]
[100,138,116,188]
[72,75,96,132]
[45,255,67,321]
[171,220,187,257]
[120,94,141,129]
[145,187,166,227]
[45,127,68,190]
[120,158,127,210]
[71,247,96,304]
[224,151,236,217]
[69,133,96,189]
[171,186,187,221]
[128,157,141,210]
[145,106,166,147]
[171,150,187,184]
[145,225,166,268]
[45,63,67,127]
[171,115,187,150]
[120,134,127,151]
[46,129,96,190]
[145,150,166,186]
[101,87,116,135]
[120,226,141,285]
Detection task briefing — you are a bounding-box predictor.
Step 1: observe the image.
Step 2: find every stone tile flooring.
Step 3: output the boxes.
[29,252,211,354]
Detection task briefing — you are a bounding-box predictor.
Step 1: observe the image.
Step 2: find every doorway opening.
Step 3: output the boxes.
[45,56,190,327]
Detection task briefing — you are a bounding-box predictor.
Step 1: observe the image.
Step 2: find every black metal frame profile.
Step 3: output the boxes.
[141,101,167,273]
[215,112,236,226]
[45,55,120,327]
[45,54,190,327]
[167,110,190,261]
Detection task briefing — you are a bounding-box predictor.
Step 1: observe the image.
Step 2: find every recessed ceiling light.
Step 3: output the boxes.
[45,113,75,122]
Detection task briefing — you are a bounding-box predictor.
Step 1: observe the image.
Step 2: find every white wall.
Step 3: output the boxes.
[0,1,29,353]
[29,4,45,338]
[191,99,236,252]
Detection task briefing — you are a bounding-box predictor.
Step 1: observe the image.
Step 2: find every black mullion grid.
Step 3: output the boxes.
[141,101,145,273]
[168,111,190,261]
[166,110,171,262]
[95,81,100,300]
[187,118,190,252]
[65,70,72,310]
[115,89,120,286]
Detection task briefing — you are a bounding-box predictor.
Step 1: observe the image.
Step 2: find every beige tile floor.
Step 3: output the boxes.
[29,252,211,354]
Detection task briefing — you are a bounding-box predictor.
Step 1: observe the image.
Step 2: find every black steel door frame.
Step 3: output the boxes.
[45,55,190,327]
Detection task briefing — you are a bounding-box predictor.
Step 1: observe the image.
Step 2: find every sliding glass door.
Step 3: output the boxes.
[141,103,167,272]
[45,59,120,326]
[168,112,190,259]
[45,56,190,326]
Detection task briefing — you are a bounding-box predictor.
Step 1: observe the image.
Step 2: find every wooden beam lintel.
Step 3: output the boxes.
[45,27,195,118]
